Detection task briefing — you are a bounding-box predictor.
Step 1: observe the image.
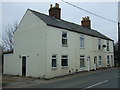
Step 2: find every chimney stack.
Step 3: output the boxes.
[81,16,91,29]
[49,3,61,19]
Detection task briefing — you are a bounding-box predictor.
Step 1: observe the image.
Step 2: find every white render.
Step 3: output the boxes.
[4,9,114,79]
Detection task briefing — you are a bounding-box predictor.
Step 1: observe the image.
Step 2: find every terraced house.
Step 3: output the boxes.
[4,3,114,79]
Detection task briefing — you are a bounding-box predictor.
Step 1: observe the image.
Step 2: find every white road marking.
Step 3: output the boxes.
[85,80,108,89]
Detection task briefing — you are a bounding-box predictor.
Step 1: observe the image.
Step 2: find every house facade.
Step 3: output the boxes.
[4,3,114,79]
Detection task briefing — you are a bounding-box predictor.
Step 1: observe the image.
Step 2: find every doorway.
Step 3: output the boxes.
[111,55,113,67]
[87,57,91,71]
[94,56,97,70]
[22,56,26,76]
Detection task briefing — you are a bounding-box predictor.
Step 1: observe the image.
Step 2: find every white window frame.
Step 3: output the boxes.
[51,55,57,68]
[80,55,85,68]
[61,55,68,67]
[99,56,102,66]
[80,35,85,48]
[98,39,101,50]
[62,32,68,47]
[106,40,109,51]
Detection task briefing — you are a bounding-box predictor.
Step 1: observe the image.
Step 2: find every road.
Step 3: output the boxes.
[28,67,119,88]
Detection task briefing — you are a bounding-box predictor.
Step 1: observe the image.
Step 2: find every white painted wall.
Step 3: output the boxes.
[45,25,114,78]
[4,10,47,78]
[4,9,114,79]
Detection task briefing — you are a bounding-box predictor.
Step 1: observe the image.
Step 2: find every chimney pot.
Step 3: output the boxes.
[50,4,52,8]
[49,3,61,19]
[81,16,91,29]
[87,16,90,20]
[55,3,59,8]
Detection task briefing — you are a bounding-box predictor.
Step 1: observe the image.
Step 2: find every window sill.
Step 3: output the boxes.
[62,45,68,47]
[61,66,68,69]
[80,67,85,69]
[99,65,102,67]
[51,67,57,70]
[80,47,85,49]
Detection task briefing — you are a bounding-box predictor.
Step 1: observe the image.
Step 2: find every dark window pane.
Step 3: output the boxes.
[107,55,110,65]
[80,55,84,58]
[61,55,68,66]
[52,59,56,67]
[99,45,101,49]
[98,39,101,50]
[52,55,56,58]
[62,55,67,58]
[80,58,85,67]
[61,59,68,66]
[62,32,67,37]
[62,39,67,45]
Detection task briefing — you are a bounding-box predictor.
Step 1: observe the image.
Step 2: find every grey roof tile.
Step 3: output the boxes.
[29,9,113,41]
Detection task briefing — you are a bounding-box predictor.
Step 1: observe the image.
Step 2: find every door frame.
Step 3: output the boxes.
[21,55,27,76]
[111,55,113,67]
[94,56,97,70]
[87,56,91,71]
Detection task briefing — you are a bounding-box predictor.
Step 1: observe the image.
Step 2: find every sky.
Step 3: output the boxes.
[1,0,119,45]
[119,1,120,23]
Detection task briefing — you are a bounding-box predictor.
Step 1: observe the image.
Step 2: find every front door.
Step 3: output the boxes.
[111,55,113,67]
[87,57,91,71]
[22,56,26,76]
[94,56,97,70]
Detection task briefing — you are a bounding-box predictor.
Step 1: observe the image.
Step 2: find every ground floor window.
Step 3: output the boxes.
[52,55,57,67]
[61,55,68,66]
[99,56,102,66]
[107,55,110,65]
[80,55,85,68]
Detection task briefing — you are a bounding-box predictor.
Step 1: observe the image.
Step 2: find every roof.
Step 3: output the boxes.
[29,9,113,41]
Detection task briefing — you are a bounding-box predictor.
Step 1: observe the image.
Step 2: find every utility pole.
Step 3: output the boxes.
[118,22,120,66]
[118,1,120,66]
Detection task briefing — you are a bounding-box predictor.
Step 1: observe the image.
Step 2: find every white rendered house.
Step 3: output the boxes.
[4,3,114,79]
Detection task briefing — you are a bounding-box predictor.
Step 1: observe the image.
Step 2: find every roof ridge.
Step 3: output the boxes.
[28,9,113,41]
[28,8,49,17]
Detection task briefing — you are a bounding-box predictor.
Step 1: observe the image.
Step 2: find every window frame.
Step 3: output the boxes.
[80,35,85,48]
[99,56,102,66]
[61,55,68,67]
[98,39,101,50]
[51,55,57,68]
[106,40,109,51]
[62,32,68,47]
[80,55,85,68]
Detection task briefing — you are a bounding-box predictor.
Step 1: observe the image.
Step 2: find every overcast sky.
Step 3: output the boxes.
[1,1,119,45]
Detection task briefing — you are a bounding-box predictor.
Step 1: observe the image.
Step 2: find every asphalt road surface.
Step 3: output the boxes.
[28,67,119,88]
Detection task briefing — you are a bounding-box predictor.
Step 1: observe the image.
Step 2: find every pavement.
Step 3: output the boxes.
[2,67,120,89]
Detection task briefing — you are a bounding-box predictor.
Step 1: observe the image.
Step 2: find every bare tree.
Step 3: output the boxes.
[2,21,18,52]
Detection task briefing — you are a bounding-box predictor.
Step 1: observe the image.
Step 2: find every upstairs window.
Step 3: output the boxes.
[61,55,68,66]
[80,35,84,48]
[98,39,101,50]
[106,40,109,51]
[62,32,67,46]
[80,55,85,68]
[52,55,57,67]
